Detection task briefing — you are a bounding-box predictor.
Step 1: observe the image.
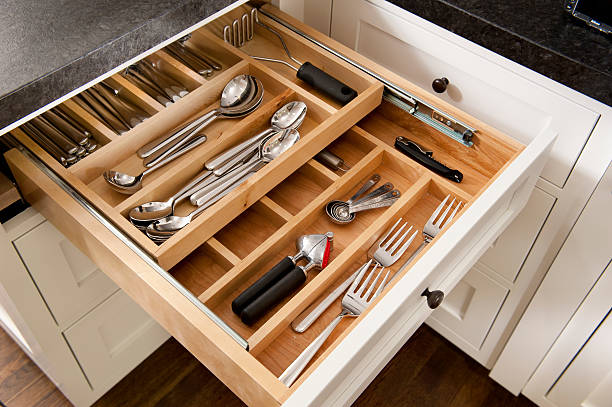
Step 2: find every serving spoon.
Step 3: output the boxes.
[208,101,307,176]
[141,76,264,168]
[138,74,251,159]
[146,130,300,241]
[103,135,207,194]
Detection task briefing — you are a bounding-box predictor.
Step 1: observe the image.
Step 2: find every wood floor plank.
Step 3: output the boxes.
[5,375,70,407]
[0,329,43,401]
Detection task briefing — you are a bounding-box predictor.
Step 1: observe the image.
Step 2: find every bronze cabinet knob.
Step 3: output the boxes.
[422,288,444,309]
[432,77,449,93]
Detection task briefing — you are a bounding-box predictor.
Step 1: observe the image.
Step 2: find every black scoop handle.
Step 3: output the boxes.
[232,256,295,316]
[240,266,307,325]
[297,62,358,105]
[394,137,463,183]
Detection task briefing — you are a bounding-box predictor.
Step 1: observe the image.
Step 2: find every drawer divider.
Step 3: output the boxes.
[198,147,385,308]
[205,237,242,267]
[306,158,340,182]
[105,75,165,115]
[259,196,293,222]
[147,50,207,89]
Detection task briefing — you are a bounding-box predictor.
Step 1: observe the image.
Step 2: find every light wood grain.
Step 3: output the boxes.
[0,172,20,211]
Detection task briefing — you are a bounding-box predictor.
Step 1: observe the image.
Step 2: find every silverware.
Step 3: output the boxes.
[102,135,207,194]
[280,260,389,386]
[398,195,463,269]
[177,38,223,71]
[205,100,307,174]
[315,149,350,172]
[190,129,299,206]
[122,66,174,107]
[29,116,79,155]
[21,123,77,167]
[291,218,416,333]
[138,75,262,167]
[42,110,89,145]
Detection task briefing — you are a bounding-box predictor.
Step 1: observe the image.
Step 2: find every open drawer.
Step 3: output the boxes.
[2,3,556,407]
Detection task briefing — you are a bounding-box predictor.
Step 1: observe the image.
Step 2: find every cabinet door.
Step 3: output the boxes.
[330,0,599,188]
[14,221,118,328]
[522,263,612,407]
[64,290,169,392]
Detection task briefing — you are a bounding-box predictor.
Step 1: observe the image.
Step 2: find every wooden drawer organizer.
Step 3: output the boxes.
[4,5,527,406]
[10,5,382,269]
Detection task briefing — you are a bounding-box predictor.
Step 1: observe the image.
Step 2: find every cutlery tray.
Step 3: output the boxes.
[4,4,544,406]
[8,5,383,269]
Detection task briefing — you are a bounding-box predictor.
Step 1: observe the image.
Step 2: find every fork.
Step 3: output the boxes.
[290,218,417,333]
[400,194,462,267]
[279,260,389,386]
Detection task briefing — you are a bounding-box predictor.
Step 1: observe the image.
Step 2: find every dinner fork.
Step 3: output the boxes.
[279,260,390,387]
[401,194,462,266]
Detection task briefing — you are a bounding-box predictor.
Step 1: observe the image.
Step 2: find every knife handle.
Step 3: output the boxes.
[232,256,295,316]
[241,266,306,325]
[394,137,463,183]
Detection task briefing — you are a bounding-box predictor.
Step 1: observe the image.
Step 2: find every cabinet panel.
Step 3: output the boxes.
[330,0,599,188]
[14,221,118,329]
[427,265,509,349]
[64,290,169,391]
[479,187,554,283]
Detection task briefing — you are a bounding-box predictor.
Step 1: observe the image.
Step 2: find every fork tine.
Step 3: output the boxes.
[429,194,449,225]
[363,266,384,299]
[388,223,411,254]
[356,263,377,297]
[350,259,372,293]
[435,197,456,227]
[379,218,403,250]
[383,221,407,252]
[371,270,390,301]
[445,200,462,225]
[393,226,418,258]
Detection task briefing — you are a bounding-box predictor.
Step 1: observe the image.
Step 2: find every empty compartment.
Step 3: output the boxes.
[169,241,236,297]
[204,4,376,109]
[358,100,522,196]
[214,200,287,260]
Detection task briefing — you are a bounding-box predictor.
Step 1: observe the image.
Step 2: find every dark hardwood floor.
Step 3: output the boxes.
[0,325,535,406]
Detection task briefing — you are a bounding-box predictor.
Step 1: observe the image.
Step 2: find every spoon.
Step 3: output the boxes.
[208,101,307,176]
[103,135,207,194]
[190,129,300,207]
[137,74,251,159]
[146,130,299,240]
[128,168,214,223]
[141,76,263,168]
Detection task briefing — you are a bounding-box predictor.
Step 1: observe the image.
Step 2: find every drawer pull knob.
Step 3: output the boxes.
[432,77,449,93]
[422,288,444,309]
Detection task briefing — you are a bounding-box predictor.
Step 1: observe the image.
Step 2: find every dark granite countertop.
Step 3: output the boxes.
[388,0,612,106]
[1,0,610,132]
[0,0,234,130]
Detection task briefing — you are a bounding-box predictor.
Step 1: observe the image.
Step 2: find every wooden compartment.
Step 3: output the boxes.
[2,4,550,407]
[8,17,382,269]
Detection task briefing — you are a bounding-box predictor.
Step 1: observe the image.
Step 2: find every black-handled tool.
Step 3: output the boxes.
[394,137,463,183]
[224,9,358,105]
[232,232,333,325]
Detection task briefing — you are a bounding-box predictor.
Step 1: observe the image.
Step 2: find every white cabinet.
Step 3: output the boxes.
[14,221,118,329]
[0,209,169,406]
[492,162,612,400]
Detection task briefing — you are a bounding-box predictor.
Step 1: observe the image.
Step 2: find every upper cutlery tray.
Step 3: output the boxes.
[9,5,383,269]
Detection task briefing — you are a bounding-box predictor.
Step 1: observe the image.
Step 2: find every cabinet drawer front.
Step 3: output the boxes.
[330,0,600,189]
[2,4,556,407]
[478,186,555,283]
[14,221,118,328]
[64,290,169,391]
[427,265,509,350]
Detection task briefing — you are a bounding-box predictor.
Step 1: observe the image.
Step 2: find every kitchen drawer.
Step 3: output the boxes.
[64,289,169,392]
[2,4,555,406]
[426,265,509,350]
[14,220,118,329]
[330,0,600,189]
